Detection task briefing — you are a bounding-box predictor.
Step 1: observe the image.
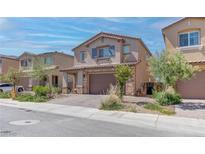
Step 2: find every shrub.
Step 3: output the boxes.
[0,92,11,98]
[33,86,51,97]
[144,103,175,115]
[153,91,182,106]
[15,93,49,102]
[50,86,61,95]
[107,84,120,97]
[100,94,123,110]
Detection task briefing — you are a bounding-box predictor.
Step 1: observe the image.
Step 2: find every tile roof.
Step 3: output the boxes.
[0,54,18,60]
[60,61,140,72]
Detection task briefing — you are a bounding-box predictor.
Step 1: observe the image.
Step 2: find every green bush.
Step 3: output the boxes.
[153,91,182,106]
[100,94,124,110]
[144,103,175,115]
[0,92,11,98]
[50,86,61,95]
[33,86,51,97]
[15,93,49,102]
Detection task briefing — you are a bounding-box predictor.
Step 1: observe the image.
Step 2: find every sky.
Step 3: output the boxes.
[0,17,181,56]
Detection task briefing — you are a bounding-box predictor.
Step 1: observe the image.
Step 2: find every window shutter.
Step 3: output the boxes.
[92,48,97,58]
[109,45,115,56]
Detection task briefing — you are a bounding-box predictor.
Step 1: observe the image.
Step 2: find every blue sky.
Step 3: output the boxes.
[0,17,181,56]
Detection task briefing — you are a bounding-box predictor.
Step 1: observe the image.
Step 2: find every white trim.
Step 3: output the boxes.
[178,30,200,47]
[177,44,204,51]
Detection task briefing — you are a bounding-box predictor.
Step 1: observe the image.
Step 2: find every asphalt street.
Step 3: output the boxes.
[0,105,197,137]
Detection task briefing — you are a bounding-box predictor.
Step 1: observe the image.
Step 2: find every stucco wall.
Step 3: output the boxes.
[73,37,139,66]
[163,18,205,62]
[0,57,19,75]
[135,41,152,93]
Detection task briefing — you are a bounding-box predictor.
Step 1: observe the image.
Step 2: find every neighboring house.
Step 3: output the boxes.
[162,17,205,99]
[61,32,152,95]
[19,51,74,90]
[0,54,19,77]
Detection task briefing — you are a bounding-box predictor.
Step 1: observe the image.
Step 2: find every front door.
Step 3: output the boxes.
[146,82,154,95]
[52,75,58,87]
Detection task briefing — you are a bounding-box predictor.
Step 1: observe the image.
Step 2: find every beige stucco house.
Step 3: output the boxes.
[19,51,74,90]
[162,17,205,99]
[0,54,19,76]
[61,32,152,96]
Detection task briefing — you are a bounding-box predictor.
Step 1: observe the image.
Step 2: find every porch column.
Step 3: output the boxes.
[62,72,68,94]
[76,70,83,94]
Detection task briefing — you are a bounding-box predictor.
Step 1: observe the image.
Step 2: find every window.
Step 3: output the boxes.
[123,45,130,54]
[21,59,28,67]
[92,48,97,59]
[44,56,53,65]
[179,31,200,47]
[98,46,115,58]
[20,59,32,67]
[80,51,85,61]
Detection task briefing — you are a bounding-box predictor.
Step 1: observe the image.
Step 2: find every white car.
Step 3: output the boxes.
[0,83,24,93]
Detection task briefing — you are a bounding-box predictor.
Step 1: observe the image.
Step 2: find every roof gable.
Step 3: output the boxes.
[162,17,205,31]
[18,52,36,59]
[72,32,139,51]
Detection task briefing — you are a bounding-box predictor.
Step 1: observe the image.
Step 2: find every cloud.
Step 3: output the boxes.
[67,25,99,34]
[28,33,83,40]
[150,18,182,29]
[102,17,148,24]
[0,18,8,29]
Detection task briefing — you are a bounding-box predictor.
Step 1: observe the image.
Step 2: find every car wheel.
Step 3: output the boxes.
[18,88,24,92]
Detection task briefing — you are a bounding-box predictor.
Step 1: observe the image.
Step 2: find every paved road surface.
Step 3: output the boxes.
[0,106,197,137]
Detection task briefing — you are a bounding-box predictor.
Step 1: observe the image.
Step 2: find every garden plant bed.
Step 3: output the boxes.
[121,101,176,115]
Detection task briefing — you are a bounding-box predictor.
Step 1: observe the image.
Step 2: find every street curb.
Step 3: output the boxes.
[1,99,205,135]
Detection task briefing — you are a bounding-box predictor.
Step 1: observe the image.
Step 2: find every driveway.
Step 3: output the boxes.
[49,94,154,109]
[48,94,106,108]
[50,95,205,120]
[175,99,205,119]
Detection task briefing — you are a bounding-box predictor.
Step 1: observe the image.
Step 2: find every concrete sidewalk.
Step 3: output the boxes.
[0,98,205,136]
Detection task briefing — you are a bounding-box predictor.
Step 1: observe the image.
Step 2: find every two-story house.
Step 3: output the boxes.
[162,17,205,99]
[0,54,19,77]
[61,32,152,95]
[19,51,74,90]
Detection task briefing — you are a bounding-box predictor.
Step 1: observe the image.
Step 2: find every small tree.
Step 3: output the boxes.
[32,57,51,86]
[0,68,22,98]
[115,65,133,98]
[148,51,200,91]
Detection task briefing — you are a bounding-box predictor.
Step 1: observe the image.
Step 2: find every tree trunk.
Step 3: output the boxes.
[11,83,17,99]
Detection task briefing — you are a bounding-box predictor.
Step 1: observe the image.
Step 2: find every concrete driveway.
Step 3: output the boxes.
[175,99,205,119]
[48,94,106,108]
[49,94,154,109]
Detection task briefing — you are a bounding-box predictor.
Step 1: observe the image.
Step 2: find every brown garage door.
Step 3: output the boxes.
[177,71,205,99]
[89,73,116,94]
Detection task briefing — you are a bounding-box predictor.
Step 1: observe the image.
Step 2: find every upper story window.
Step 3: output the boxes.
[0,59,2,65]
[92,48,97,59]
[179,31,200,47]
[44,56,53,65]
[21,59,32,67]
[80,51,85,61]
[123,45,130,54]
[92,45,115,59]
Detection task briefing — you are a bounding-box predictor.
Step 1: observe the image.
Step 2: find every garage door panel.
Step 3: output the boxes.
[177,71,205,99]
[89,74,116,94]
